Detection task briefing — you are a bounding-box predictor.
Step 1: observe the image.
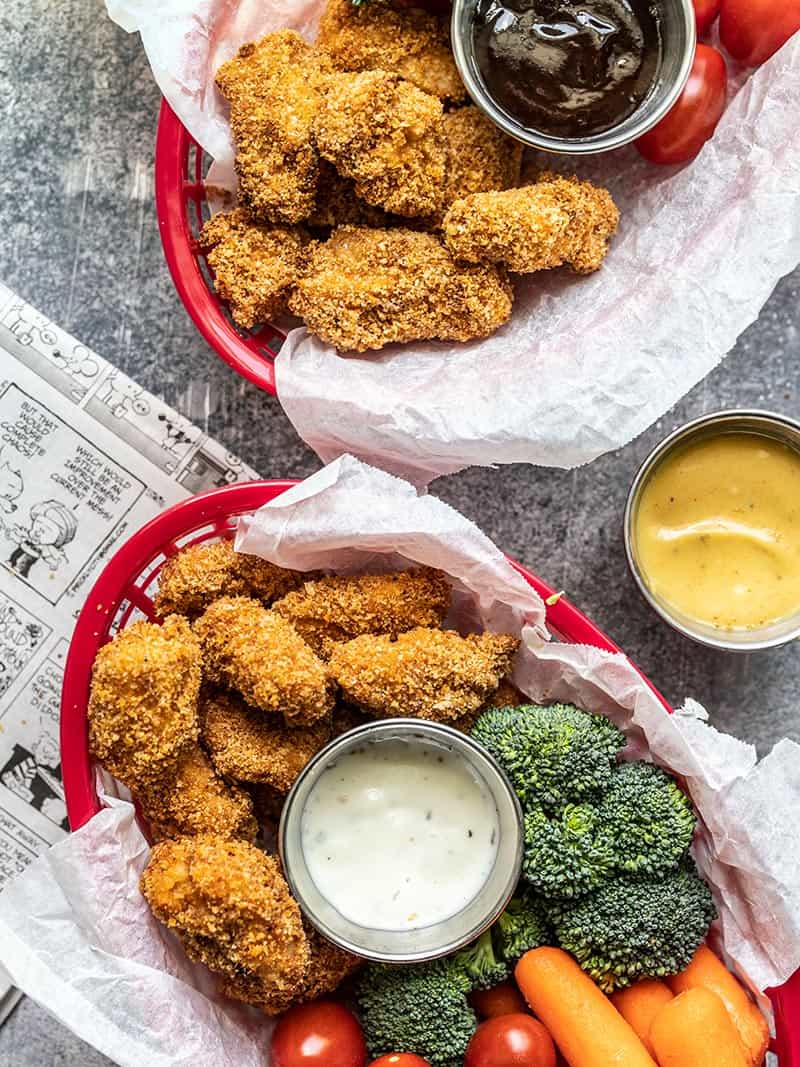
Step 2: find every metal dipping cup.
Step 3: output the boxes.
[279,718,524,964]
[624,410,800,653]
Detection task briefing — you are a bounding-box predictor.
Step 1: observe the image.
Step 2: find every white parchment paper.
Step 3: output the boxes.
[107,0,800,484]
[0,456,798,1065]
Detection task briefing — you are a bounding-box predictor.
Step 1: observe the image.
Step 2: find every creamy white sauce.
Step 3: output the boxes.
[301,739,500,931]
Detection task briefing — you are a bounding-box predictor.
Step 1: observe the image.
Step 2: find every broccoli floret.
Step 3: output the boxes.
[492,885,552,964]
[453,929,509,990]
[472,703,626,809]
[551,864,716,992]
[600,761,696,876]
[356,960,477,1065]
[523,802,615,898]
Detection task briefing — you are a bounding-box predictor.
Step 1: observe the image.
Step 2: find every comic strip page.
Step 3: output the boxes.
[0,283,259,1011]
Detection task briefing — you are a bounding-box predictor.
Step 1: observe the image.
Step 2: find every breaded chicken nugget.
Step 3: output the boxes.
[272,567,450,657]
[194,597,335,726]
[289,226,513,352]
[312,71,446,218]
[442,174,620,274]
[308,162,390,230]
[142,835,308,1008]
[198,209,308,329]
[154,540,304,619]
[88,616,201,789]
[317,0,465,102]
[216,32,332,224]
[440,107,523,215]
[329,627,520,721]
[138,745,258,843]
[200,689,332,793]
[485,678,525,708]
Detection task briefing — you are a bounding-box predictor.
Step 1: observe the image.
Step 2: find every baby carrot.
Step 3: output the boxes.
[666,945,769,1066]
[611,979,674,1058]
[650,987,750,1067]
[515,947,658,1067]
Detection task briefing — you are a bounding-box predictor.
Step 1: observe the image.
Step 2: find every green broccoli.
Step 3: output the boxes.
[522,802,615,898]
[355,960,477,1065]
[600,761,697,876]
[453,929,509,990]
[550,863,717,993]
[492,884,552,964]
[471,703,626,810]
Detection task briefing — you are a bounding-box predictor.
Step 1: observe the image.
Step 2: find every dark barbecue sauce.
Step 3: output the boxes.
[472,0,662,137]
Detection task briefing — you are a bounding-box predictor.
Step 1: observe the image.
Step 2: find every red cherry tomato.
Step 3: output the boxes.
[369,1057,432,1067]
[470,980,529,1019]
[271,1001,367,1067]
[719,0,800,66]
[464,1014,556,1067]
[693,0,721,34]
[635,44,727,165]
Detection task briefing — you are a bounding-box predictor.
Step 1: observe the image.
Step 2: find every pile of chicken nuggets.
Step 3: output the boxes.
[199,0,620,352]
[87,538,522,1014]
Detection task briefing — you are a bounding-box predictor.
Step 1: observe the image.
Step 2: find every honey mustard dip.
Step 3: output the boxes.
[633,432,800,631]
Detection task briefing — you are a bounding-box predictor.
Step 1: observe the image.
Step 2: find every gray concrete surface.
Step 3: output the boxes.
[0,0,798,1062]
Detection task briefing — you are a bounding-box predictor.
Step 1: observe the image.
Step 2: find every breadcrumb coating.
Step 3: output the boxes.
[138,745,258,843]
[200,689,332,793]
[289,226,514,352]
[142,836,308,1007]
[329,626,520,721]
[198,209,308,329]
[485,678,525,708]
[442,174,620,274]
[88,616,201,790]
[440,107,523,215]
[216,32,332,223]
[312,70,446,218]
[308,162,391,230]
[317,0,465,102]
[154,540,305,619]
[194,597,335,726]
[272,567,450,657]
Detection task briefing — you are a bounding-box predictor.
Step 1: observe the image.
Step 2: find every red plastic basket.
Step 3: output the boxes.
[155,100,281,394]
[59,479,799,1060]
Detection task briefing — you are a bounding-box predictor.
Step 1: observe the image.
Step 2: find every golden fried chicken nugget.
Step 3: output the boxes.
[312,70,446,218]
[200,689,332,793]
[138,745,258,843]
[154,540,304,619]
[485,678,525,709]
[329,626,520,721]
[442,174,620,274]
[216,31,332,224]
[273,568,450,657]
[142,836,308,1008]
[194,597,335,726]
[317,0,464,102]
[88,616,201,789]
[198,209,308,329]
[289,226,513,352]
[308,162,391,230]
[440,107,523,214]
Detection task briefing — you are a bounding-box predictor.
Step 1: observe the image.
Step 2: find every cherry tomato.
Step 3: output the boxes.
[719,0,800,66]
[271,1001,367,1067]
[635,44,727,165]
[464,1014,556,1067]
[693,0,721,34]
[470,980,529,1019]
[369,1056,432,1067]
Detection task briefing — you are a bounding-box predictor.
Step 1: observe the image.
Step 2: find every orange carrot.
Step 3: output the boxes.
[666,945,769,1066]
[514,948,658,1067]
[650,987,750,1067]
[611,979,674,1058]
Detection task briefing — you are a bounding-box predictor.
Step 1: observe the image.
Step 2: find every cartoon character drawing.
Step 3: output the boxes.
[0,460,23,534]
[0,734,68,829]
[7,499,77,579]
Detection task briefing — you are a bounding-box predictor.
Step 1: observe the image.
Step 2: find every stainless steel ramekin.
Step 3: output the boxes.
[451,0,696,154]
[279,718,523,964]
[624,410,800,652]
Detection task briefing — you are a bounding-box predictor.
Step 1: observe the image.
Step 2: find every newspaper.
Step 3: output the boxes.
[0,281,258,1022]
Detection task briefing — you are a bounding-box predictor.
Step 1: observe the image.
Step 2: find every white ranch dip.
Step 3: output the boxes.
[300,739,500,931]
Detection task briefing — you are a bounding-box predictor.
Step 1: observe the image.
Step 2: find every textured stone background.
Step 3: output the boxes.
[1,1,798,1062]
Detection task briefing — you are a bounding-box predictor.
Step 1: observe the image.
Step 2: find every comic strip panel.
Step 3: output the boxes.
[0,590,51,697]
[0,384,146,604]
